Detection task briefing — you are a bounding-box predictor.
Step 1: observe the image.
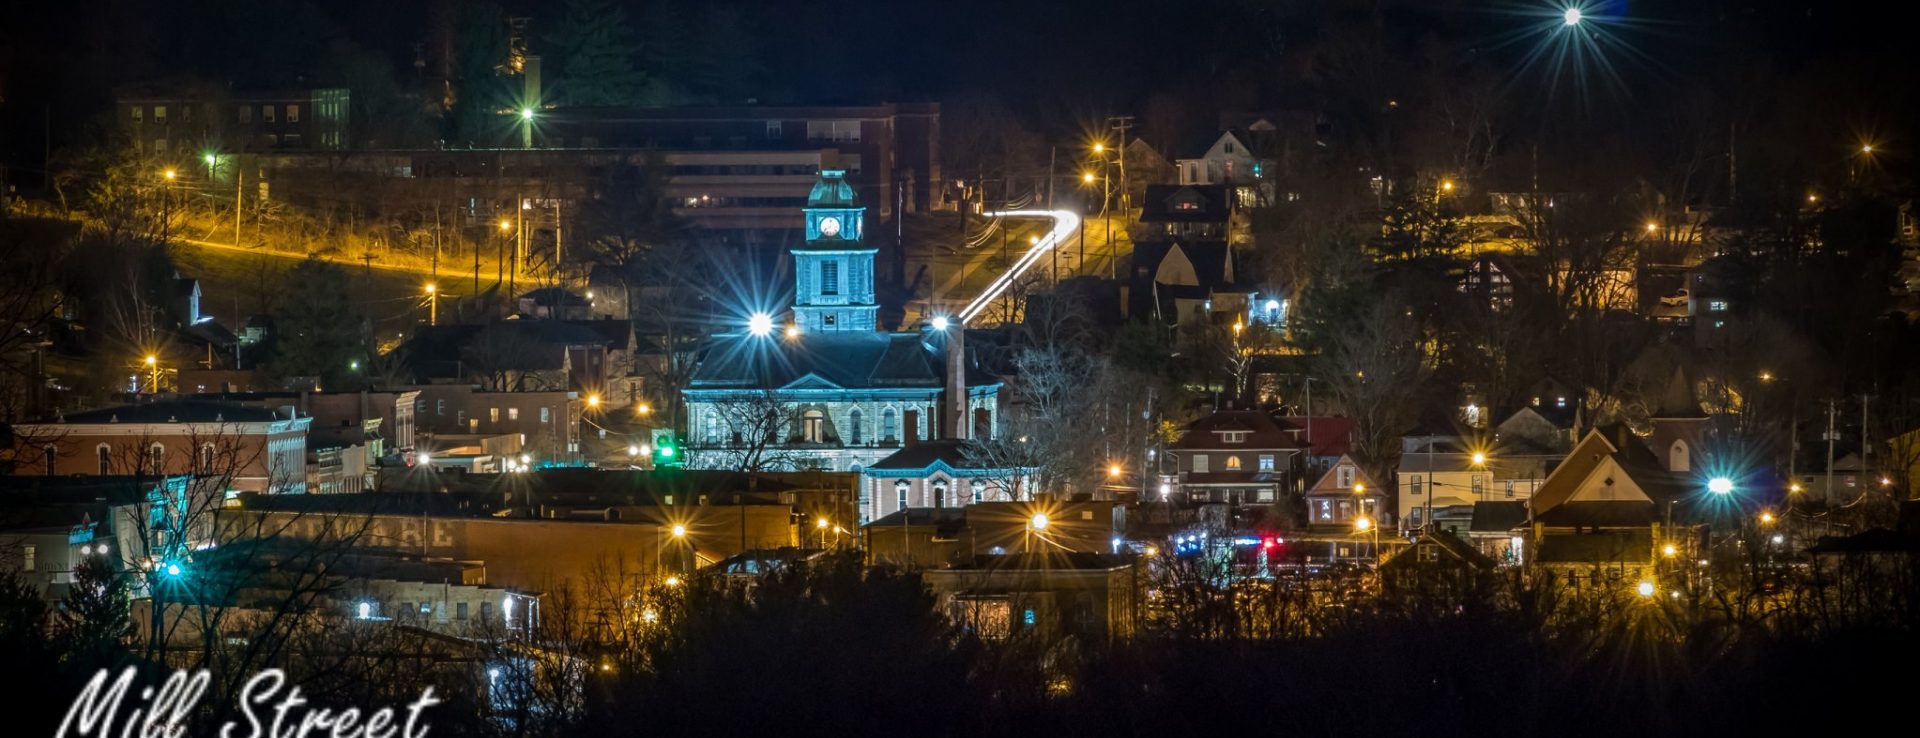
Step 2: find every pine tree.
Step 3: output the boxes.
[546,0,644,106]
[267,258,366,388]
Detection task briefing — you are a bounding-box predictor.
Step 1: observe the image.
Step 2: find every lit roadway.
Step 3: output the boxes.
[918,211,1124,325]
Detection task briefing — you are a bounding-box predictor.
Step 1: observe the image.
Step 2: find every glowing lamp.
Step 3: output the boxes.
[931,316,950,331]
[1029,513,1050,531]
[1563,7,1582,26]
[670,524,687,538]
[747,312,774,337]
[1708,477,1734,495]
[1636,580,1655,598]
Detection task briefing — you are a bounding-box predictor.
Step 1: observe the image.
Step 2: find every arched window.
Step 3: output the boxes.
[895,480,911,513]
[199,444,217,474]
[44,446,57,476]
[802,410,825,443]
[97,445,111,475]
[848,409,864,445]
[1669,440,1691,473]
[148,443,165,472]
[1225,455,1242,471]
[881,408,898,442]
[969,479,986,504]
[932,481,948,508]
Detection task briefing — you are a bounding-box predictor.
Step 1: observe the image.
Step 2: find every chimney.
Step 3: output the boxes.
[944,324,967,440]
[903,409,919,449]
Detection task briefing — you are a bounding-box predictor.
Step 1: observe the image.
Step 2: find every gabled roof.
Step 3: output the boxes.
[1654,367,1707,419]
[1140,184,1231,224]
[1275,416,1354,457]
[688,331,998,391]
[1530,426,1688,517]
[1385,530,1497,570]
[1306,454,1381,496]
[1174,409,1303,451]
[1535,501,1659,527]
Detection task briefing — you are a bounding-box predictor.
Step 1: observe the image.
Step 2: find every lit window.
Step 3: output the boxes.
[262,105,275,123]
[490,408,500,423]
[1410,475,1424,496]
[1193,455,1209,473]
[153,106,166,123]
[540,407,551,423]
[895,481,910,512]
[1259,454,1275,472]
[1225,456,1242,471]
[1336,465,1355,488]
[131,107,143,123]
[803,410,825,443]
[1708,300,1728,312]
[287,104,300,123]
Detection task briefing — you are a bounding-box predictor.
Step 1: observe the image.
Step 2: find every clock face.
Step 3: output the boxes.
[818,216,842,237]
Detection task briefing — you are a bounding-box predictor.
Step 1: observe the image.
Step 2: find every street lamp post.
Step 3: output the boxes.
[425,283,438,326]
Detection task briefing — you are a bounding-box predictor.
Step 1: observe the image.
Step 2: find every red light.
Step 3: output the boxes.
[1262,538,1277,549]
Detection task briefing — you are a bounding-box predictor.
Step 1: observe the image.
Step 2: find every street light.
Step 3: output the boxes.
[520,108,536,121]
[670,524,687,538]
[1708,477,1734,495]
[1759,511,1776,525]
[424,283,438,326]
[784,324,801,339]
[747,312,774,337]
[1108,463,1123,478]
[930,315,950,331]
[163,168,177,181]
[1563,7,1583,26]
[1081,172,1096,184]
[1636,580,1656,598]
[586,394,601,409]
[498,219,513,232]
[1029,513,1050,531]
[1471,451,1487,466]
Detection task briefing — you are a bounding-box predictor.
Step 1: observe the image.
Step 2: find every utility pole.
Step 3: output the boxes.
[1825,400,1837,506]
[234,162,244,247]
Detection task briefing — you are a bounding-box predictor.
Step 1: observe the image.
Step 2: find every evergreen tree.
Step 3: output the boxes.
[546,0,644,106]
[57,556,133,672]
[267,258,366,388]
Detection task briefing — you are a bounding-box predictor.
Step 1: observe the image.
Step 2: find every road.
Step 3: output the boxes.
[909,211,1126,325]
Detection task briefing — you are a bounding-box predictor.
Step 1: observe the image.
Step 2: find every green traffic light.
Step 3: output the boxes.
[659,446,675,457]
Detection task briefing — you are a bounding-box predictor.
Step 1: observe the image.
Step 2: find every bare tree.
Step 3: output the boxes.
[1312,298,1432,481]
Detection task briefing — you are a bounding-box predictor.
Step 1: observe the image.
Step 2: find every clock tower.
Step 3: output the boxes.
[792,170,878,332]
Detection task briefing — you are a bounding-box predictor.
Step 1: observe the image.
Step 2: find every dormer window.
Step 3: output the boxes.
[1221,431,1248,444]
[1335,465,1356,488]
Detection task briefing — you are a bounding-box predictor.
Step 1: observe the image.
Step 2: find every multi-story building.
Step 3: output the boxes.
[682,171,1002,485]
[116,87,350,155]
[541,103,941,217]
[8,400,310,494]
[1165,409,1305,505]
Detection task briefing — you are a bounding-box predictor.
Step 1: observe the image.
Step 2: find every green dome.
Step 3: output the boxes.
[808,170,859,207]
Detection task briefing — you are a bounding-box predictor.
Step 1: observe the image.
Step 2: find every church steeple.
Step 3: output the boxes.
[792,170,878,332]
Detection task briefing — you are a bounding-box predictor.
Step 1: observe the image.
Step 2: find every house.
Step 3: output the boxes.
[1467,500,1529,565]
[1525,427,1695,588]
[1166,409,1305,505]
[1379,529,1498,601]
[8,400,311,494]
[924,554,1140,641]
[860,440,1036,522]
[1396,445,1561,535]
[1127,239,1254,325]
[684,172,1002,477]
[1138,184,1240,242]
[1303,454,1386,530]
[1275,415,1356,480]
[1496,404,1578,455]
[1645,367,1710,474]
[116,85,351,154]
[1174,130,1274,209]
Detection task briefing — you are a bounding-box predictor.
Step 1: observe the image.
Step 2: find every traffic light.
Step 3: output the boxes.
[652,429,682,468]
